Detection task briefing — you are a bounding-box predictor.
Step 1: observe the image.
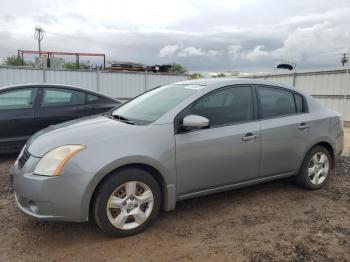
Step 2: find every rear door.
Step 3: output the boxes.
[35,87,89,130]
[0,87,38,152]
[257,85,311,177]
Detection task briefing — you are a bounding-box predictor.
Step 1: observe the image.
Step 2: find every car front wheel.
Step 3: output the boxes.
[93,168,161,237]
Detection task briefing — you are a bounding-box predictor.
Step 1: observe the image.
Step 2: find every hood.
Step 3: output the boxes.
[27,115,144,157]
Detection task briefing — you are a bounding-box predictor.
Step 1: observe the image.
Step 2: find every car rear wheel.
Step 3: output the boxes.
[295,145,332,189]
[93,168,161,237]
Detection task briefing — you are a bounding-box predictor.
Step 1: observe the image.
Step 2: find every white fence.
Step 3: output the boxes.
[242,68,350,122]
[2,66,350,122]
[0,66,189,99]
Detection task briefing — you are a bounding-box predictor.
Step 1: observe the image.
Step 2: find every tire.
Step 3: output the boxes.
[295,145,332,190]
[93,167,161,237]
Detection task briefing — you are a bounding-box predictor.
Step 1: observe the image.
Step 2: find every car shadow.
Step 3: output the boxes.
[162,177,299,216]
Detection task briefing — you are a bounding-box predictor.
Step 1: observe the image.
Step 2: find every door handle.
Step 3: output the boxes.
[242,133,258,141]
[298,123,310,130]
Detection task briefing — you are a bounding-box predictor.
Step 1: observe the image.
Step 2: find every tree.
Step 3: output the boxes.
[3,55,26,66]
[64,61,90,70]
[169,63,187,74]
[190,73,203,79]
[64,62,79,70]
[217,73,226,77]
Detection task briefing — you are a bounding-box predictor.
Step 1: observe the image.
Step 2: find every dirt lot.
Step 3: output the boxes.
[1,144,350,261]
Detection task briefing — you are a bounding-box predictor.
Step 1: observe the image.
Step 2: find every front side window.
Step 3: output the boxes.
[187,86,254,127]
[112,84,203,124]
[259,87,296,118]
[0,88,36,110]
[42,88,85,107]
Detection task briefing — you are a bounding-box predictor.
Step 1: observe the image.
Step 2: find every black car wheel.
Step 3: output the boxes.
[93,167,161,237]
[295,146,332,189]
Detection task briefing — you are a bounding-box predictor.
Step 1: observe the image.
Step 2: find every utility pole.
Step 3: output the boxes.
[34,26,45,56]
[341,53,348,66]
[348,48,350,75]
[342,48,350,126]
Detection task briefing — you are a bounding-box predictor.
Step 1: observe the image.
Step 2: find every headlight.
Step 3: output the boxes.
[34,145,86,177]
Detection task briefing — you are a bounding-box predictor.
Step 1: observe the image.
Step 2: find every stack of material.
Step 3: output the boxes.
[106,62,145,72]
[145,64,172,73]
[105,61,172,73]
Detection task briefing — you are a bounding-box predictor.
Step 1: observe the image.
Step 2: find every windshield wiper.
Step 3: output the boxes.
[109,114,135,125]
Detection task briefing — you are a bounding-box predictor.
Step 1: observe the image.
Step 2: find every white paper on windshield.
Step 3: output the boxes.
[184,85,205,90]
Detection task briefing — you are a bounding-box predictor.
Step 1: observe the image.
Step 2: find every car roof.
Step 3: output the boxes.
[0,83,121,103]
[174,77,306,95]
[174,77,281,86]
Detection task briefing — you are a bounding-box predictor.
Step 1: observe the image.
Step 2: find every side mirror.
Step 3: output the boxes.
[182,115,209,130]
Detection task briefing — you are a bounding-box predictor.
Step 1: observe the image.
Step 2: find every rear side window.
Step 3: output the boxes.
[259,87,296,118]
[42,88,85,107]
[189,86,254,127]
[0,88,37,110]
[294,93,304,113]
[86,94,100,103]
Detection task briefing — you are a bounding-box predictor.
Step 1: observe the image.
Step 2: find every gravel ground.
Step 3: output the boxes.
[0,155,349,262]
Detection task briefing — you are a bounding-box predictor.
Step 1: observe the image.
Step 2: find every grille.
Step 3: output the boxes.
[18,148,30,169]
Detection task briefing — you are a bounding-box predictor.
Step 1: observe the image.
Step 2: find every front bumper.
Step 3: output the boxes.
[11,156,89,222]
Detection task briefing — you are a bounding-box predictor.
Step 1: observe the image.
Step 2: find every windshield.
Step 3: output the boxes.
[111,84,205,124]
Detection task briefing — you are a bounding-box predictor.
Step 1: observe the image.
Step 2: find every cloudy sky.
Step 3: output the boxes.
[0,0,349,72]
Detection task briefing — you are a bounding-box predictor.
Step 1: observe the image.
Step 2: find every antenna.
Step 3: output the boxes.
[34,26,45,56]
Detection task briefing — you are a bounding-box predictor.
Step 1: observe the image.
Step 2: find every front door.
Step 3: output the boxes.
[175,85,260,196]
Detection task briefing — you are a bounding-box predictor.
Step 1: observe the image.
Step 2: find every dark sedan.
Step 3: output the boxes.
[0,84,121,153]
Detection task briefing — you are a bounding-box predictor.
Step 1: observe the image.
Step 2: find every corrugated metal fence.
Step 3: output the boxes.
[241,68,350,122]
[0,66,189,100]
[2,66,350,122]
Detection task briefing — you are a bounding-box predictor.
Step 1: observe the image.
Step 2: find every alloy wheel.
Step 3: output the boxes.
[308,152,329,185]
[106,181,154,230]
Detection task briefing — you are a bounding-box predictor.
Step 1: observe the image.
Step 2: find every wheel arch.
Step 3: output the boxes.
[87,162,175,221]
[313,141,335,168]
[301,139,336,170]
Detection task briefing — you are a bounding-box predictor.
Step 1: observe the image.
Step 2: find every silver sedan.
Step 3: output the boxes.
[12,78,344,237]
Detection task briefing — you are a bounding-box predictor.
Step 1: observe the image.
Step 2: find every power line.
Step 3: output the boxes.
[34,26,45,56]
